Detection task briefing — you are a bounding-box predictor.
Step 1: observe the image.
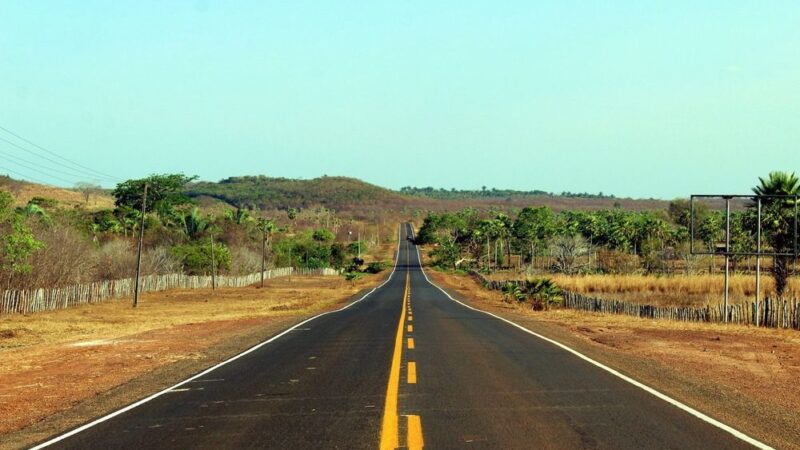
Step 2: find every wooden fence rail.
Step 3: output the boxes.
[0,267,339,315]
[473,272,800,330]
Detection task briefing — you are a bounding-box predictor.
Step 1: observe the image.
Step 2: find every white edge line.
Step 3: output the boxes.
[30,225,406,449]
[407,226,772,450]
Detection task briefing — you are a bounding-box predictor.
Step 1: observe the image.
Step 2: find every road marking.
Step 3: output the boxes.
[30,226,406,450]
[379,271,410,450]
[408,315,413,322]
[407,324,413,333]
[407,414,424,450]
[407,362,417,384]
[410,240,773,450]
[408,338,415,349]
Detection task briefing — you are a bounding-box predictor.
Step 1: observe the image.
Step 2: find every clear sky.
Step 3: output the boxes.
[1,1,798,199]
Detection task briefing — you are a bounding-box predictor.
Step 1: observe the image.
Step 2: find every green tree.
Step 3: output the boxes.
[170,241,231,275]
[113,174,197,223]
[751,171,800,297]
[513,207,557,265]
[0,191,44,287]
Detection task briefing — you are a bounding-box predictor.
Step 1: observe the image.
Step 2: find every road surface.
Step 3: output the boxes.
[35,224,762,449]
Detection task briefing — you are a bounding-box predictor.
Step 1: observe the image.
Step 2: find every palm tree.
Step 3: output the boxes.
[752,171,799,297]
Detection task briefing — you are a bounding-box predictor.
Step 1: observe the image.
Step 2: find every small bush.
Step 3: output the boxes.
[171,242,231,275]
[365,261,385,274]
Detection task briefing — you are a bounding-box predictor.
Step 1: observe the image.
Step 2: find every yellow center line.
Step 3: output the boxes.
[407,361,417,384]
[379,271,410,450]
[407,324,413,333]
[407,415,424,450]
[407,337,415,349]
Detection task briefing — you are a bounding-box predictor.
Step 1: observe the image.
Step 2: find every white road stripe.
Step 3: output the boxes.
[408,225,771,450]
[30,226,405,449]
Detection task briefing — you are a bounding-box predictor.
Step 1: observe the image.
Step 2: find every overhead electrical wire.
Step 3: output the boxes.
[0,124,122,183]
[0,146,107,182]
[0,164,51,186]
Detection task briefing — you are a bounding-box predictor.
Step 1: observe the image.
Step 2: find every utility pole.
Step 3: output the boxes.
[724,197,731,323]
[756,197,762,327]
[133,183,148,308]
[358,229,361,259]
[210,232,217,290]
[261,227,266,288]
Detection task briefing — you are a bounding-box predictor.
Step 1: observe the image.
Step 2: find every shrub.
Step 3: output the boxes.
[365,261,386,274]
[171,242,231,275]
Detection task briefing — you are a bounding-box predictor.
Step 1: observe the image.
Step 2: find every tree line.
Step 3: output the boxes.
[416,172,799,298]
[0,174,383,290]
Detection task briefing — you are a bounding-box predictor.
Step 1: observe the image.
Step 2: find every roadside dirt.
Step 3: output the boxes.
[0,274,383,450]
[427,269,800,450]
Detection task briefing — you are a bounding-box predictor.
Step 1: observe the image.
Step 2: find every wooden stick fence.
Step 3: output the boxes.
[0,267,339,315]
[474,272,800,330]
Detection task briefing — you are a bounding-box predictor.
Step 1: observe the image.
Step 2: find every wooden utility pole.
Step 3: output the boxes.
[133,183,148,308]
[261,228,266,288]
[210,232,217,290]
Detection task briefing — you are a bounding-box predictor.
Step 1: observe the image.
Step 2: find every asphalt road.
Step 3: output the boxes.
[35,224,762,449]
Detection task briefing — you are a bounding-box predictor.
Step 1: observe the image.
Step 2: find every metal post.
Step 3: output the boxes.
[358,229,361,259]
[724,197,731,323]
[210,232,216,290]
[133,183,148,308]
[690,197,695,254]
[756,197,762,327]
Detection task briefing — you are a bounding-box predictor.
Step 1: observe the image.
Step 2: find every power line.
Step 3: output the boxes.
[0,124,122,182]
[0,146,105,182]
[0,135,118,183]
[0,153,81,185]
[0,164,52,186]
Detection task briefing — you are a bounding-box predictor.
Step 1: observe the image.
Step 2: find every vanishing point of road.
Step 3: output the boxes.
[34,224,765,449]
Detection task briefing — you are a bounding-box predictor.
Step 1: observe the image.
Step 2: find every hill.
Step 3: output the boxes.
[187,175,669,212]
[0,176,114,210]
[187,175,414,211]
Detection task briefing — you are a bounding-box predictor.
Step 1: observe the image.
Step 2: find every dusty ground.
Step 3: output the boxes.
[427,269,800,449]
[0,273,384,449]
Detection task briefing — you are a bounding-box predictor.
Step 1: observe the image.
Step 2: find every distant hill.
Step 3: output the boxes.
[187,175,669,212]
[0,176,114,210]
[399,186,614,200]
[187,176,413,211]
[0,174,671,214]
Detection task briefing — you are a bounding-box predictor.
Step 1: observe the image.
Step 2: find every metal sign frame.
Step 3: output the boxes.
[690,194,798,257]
[689,194,798,324]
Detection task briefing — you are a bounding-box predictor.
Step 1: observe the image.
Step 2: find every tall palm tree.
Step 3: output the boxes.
[752,171,799,297]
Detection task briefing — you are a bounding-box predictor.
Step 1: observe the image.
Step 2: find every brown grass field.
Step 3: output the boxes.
[483,270,800,307]
[548,274,800,307]
[0,178,114,210]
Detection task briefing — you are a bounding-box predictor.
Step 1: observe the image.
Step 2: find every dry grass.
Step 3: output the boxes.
[3,182,114,210]
[547,274,800,307]
[0,275,378,350]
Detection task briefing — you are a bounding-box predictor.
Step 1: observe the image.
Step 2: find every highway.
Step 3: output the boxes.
[34,224,763,449]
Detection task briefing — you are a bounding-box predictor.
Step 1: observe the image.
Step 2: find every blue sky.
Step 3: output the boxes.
[1,1,798,198]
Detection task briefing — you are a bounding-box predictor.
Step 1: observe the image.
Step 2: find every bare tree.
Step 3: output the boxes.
[75,182,102,205]
[549,235,591,275]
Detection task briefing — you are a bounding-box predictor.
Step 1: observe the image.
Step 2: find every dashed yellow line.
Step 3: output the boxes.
[407,415,424,450]
[379,272,410,450]
[407,324,413,333]
[407,338,415,349]
[407,362,417,384]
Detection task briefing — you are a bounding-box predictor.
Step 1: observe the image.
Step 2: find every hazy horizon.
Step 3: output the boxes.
[2,2,798,198]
